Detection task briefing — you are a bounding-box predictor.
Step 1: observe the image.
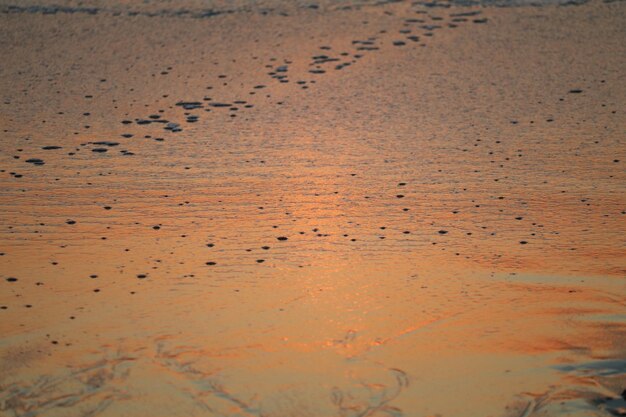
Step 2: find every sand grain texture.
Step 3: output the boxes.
[0,0,625,416]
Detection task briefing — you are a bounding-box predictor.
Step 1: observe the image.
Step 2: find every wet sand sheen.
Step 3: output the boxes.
[0,0,625,416]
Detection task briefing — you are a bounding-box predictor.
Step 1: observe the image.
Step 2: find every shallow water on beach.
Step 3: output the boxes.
[0,0,625,416]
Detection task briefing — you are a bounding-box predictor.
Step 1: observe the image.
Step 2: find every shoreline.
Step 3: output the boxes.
[1,0,625,415]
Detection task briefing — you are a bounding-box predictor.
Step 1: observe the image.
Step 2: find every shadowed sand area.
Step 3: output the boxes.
[0,0,625,416]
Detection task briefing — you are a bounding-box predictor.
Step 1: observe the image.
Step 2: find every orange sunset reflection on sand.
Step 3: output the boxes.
[1,0,625,416]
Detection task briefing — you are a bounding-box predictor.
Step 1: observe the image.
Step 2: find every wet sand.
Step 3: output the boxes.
[0,0,625,416]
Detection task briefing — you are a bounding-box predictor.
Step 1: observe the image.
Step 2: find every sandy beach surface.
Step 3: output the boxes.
[0,0,625,415]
